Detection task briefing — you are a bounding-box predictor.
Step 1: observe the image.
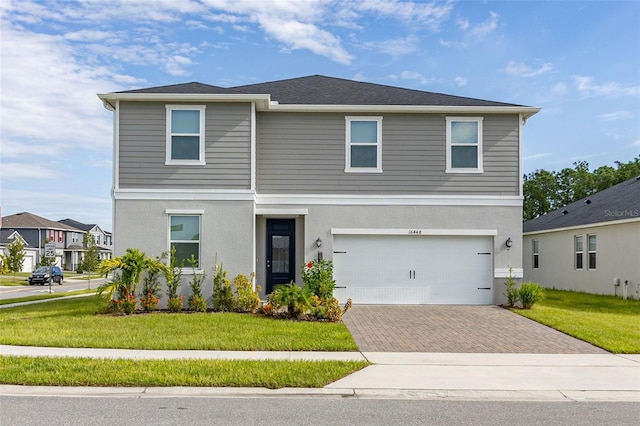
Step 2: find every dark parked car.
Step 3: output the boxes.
[28,266,64,285]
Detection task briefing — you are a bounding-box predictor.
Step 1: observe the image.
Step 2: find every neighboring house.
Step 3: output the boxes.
[59,218,114,263]
[523,176,640,299]
[1,212,85,270]
[0,229,39,272]
[98,75,539,305]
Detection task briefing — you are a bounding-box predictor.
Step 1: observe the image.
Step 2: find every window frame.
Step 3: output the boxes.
[165,104,206,166]
[167,211,203,272]
[587,234,596,270]
[345,116,383,173]
[575,235,584,270]
[445,116,484,173]
[532,239,539,269]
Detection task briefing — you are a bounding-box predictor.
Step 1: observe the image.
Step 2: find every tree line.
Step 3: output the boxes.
[523,156,640,221]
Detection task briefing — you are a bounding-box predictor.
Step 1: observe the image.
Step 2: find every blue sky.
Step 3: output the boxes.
[1,0,639,230]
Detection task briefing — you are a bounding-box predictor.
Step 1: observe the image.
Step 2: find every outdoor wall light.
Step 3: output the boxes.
[315,238,323,248]
[505,237,513,249]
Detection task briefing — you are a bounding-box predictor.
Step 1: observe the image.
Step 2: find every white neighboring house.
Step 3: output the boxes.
[523,176,640,299]
[0,229,40,272]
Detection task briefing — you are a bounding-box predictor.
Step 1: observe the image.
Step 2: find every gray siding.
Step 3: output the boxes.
[118,102,251,189]
[256,113,520,195]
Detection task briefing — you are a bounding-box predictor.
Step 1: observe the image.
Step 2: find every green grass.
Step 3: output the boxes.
[512,289,640,353]
[0,295,358,351]
[0,289,97,305]
[0,276,29,286]
[0,356,369,388]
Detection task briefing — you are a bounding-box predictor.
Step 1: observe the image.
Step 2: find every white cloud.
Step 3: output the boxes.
[0,163,57,179]
[574,75,640,97]
[631,140,640,147]
[524,153,553,161]
[0,21,120,154]
[470,11,499,37]
[503,61,553,77]
[359,35,419,56]
[552,82,567,95]
[599,111,632,121]
[63,30,113,42]
[454,76,467,87]
[354,0,453,29]
[394,71,433,85]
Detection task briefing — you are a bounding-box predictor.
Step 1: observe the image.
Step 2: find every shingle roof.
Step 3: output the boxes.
[59,218,94,232]
[114,75,528,107]
[0,229,24,245]
[231,75,524,107]
[523,176,640,233]
[1,212,82,231]
[116,82,240,94]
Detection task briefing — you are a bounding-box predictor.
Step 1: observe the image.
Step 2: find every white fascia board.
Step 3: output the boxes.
[97,93,271,109]
[165,209,205,214]
[256,193,523,207]
[267,104,541,119]
[494,268,523,278]
[255,208,309,216]
[114,188,255,201]
[331,228,498,236]
[523,217,640,236]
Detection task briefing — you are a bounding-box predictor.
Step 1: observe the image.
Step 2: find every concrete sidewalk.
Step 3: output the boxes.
[2,345,639,401]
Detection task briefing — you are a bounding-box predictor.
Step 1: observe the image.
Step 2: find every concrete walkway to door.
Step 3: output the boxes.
[341,305,607,353]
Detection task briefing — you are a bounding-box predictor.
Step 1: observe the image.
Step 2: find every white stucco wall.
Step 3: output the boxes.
[523,220,640,298]
[256,204,523,304]
[114,199,255,305]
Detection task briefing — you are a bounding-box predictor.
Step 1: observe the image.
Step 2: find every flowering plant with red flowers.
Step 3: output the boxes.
[301,259,335,300]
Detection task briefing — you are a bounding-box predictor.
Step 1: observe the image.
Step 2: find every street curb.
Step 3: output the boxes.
[2,385,639,402]
[0,293,96,309]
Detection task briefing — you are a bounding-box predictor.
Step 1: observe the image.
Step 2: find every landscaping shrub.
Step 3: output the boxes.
[212,259,235,312]
[519,282,544,309]
[187,255,207,312]
[503,268,519,307]
[302,259,336,300]
[140,268,162,312]
[270,282,313,319]
[234,273,261,313]
[166,247,183,313]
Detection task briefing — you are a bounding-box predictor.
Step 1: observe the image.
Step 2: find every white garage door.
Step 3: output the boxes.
[333,234,493,305]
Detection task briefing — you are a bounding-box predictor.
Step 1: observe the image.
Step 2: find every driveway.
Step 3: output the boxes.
[341,305,607,353]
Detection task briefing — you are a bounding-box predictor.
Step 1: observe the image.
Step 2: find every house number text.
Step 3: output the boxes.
[408,230,422,235]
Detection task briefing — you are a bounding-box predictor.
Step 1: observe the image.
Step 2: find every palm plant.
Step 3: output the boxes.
[97,248,168,303]
[270,282,313,319]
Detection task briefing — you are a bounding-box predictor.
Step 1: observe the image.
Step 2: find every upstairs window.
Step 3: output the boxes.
[166,105,206,165]
[345,116,382,173]
[532,239,539,269]
[588,234,597,270]
[446,117,483,173]
[575,235,583,269]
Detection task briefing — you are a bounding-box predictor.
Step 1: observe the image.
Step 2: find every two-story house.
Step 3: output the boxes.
[59,218,114,263]
[98,75,539,305]
[1,212,86,270]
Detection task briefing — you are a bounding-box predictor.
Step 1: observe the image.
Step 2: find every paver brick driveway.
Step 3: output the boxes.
[342,305,607,353]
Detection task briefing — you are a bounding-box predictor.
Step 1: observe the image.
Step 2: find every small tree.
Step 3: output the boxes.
[97,248,168,313]
[82,233,100,288]
[187,255,207,312]
[6,237,26,282]
[165,246,183,312]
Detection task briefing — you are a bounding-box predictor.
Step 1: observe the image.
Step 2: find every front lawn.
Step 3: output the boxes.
[0,356,368,388]
[0,295,358,351]
[512,289,640,353]
[0,290,97,305]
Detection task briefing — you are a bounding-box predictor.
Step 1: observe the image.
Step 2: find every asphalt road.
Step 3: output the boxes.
[0,278,105,300]
[1,396,639,426]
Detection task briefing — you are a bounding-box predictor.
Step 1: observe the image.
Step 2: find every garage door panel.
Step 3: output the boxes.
[333,234,493,305]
